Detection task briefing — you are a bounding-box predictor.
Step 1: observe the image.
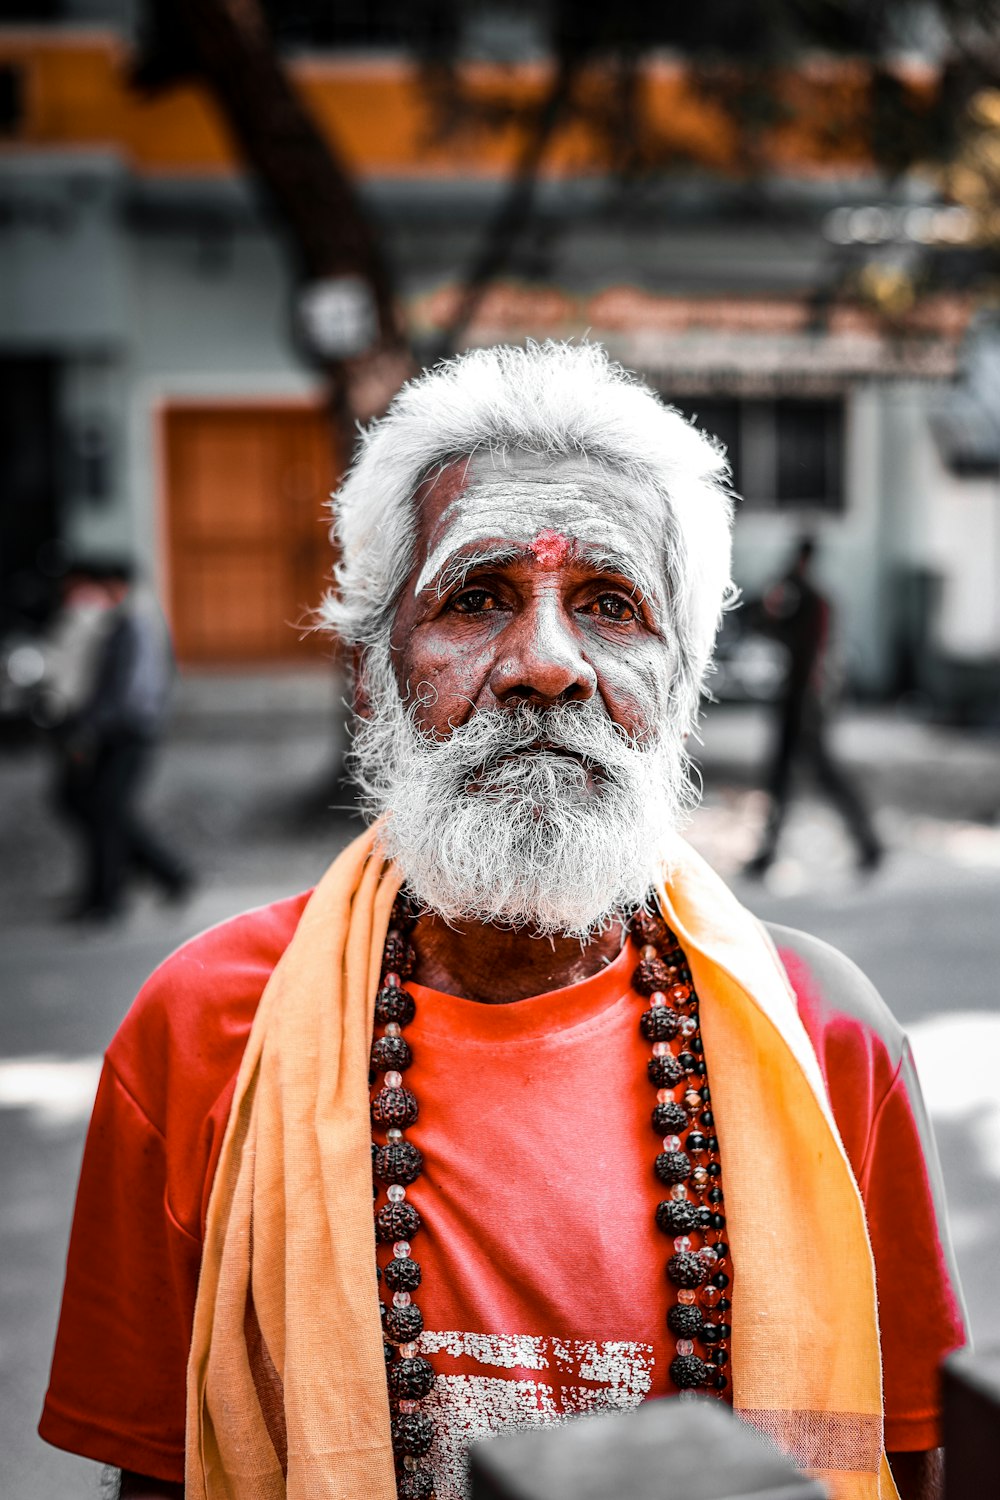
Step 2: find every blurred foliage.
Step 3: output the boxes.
[945,88,1000,245]
[130,0,1000,356]
[417,0,1000,184]
[856,260,919,317]
[134,0,1000,187]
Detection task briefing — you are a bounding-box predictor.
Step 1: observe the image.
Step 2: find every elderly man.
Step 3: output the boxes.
[41,344,963,1500]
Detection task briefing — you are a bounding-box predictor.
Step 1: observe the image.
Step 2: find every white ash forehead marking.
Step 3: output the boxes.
[415,478,663,607]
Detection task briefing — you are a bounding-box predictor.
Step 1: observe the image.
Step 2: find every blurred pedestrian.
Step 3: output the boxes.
[36,563,115,727]
[47,558,193,921]
[744,536,883,876]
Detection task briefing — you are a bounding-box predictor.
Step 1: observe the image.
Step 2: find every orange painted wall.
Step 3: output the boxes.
[0,31,935,180]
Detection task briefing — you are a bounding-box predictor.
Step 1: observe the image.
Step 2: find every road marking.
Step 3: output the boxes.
[0,1054,102,1126]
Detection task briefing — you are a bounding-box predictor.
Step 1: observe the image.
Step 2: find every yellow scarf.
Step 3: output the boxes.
[186,826,899,1500]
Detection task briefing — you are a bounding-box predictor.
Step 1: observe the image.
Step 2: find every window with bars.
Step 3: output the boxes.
[670,395,845,512]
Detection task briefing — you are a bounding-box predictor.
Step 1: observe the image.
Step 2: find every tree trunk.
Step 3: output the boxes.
[170,0,412,426]
[433,53,580,359]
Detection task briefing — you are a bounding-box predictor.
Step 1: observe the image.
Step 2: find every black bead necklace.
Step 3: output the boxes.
[370,895,731,1500]
[370,893,435,1500]
[630,906,732,1394]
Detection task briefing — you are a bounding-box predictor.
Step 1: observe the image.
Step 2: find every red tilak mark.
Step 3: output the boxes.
[530,530,572,568]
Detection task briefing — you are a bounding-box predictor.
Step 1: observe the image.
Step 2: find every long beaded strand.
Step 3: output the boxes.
[630,907,733,1394]
[371,893,437,1500]
[370,897,734,1500]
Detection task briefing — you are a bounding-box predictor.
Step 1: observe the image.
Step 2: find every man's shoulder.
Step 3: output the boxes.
[149,888,310,985]
[767,923,907,1162]
[767,921,904,1057]
[106,889,312,1130]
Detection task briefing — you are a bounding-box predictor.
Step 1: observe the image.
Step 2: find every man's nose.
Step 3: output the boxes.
[488,598,598,706]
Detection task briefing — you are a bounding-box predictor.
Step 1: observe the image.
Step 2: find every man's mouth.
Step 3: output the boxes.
[477,742,603,784]
[517,740,593,765]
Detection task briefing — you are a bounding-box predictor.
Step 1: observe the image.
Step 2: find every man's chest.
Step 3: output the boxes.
[387,985,693,1498]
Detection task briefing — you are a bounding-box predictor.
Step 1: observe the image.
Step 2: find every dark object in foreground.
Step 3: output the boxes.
[942,1345,1000,1500]
[468,1396,826,1500]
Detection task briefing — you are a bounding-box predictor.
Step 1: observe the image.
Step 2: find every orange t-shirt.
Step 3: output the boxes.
[395,939,696,1496]
[39,892,966,1486]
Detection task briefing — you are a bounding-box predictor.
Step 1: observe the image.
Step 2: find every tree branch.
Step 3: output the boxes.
[432,53,581,359]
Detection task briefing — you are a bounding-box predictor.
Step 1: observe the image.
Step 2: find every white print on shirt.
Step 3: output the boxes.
[418,1331,654,1500]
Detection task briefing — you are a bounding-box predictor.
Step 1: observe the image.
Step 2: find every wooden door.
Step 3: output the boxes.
[163,403,339,664]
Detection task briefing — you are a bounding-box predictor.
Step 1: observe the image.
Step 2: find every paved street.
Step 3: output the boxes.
[2,691,999,1498]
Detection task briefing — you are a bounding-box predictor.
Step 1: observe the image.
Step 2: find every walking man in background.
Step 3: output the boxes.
[745,536,883,877]
[49,558,192,920]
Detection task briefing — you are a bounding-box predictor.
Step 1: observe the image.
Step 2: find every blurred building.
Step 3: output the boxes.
[0,2,997,712]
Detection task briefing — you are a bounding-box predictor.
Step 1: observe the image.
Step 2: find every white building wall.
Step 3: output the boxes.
[728,378,1000,691]
[875,384,932,571]
[869,382,1000,662]
[729,383,890,693]
[920,433,1000,658]
[60,353,133,559]
[0,154,129,348]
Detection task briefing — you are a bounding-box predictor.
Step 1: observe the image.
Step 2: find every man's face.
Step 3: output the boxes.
[352,450,690,936]
[390,450,676,746]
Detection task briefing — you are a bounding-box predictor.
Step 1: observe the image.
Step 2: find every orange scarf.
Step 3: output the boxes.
[186,826,898,1500]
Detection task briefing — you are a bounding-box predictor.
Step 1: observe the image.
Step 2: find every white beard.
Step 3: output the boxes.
[350,646,695,938]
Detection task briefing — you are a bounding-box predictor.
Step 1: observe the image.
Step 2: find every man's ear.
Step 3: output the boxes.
[350,645,371,720]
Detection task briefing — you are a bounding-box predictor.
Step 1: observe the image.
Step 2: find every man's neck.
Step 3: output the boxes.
[410,911,627,1004]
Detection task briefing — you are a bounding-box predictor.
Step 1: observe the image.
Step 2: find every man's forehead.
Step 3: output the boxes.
[413,450,663,598]
[422,449,629,518]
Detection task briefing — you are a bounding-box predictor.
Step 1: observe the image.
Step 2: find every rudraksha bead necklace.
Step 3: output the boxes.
[371,893,731,1500]
[631,905,732,1395]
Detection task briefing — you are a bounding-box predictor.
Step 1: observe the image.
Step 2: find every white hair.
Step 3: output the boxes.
[321,340,736,732]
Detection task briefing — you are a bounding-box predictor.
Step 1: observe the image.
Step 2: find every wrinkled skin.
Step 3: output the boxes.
[384,450,676,1001]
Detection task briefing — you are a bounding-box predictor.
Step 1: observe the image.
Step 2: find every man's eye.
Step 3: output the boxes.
[450,588,498,614]
[589,594,637,622]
